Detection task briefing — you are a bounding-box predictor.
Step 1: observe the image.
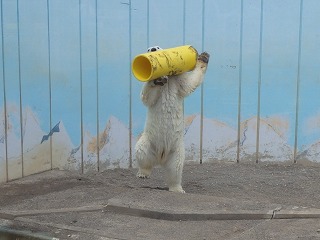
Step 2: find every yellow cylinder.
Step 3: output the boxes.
[132,45,198,82]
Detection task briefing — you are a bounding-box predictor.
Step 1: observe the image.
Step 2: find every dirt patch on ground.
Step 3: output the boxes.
[2,162,320,240]
[1,162,320,209]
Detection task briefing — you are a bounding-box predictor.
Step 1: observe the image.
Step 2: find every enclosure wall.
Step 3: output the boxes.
[1,0,319,182]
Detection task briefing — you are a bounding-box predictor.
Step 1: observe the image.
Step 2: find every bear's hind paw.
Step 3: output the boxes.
[137,169,152,179]
[137,172,150,179]
[169,186,185,193]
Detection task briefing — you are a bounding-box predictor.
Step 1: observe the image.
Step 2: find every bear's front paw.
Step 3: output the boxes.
[153,76,168,86]
[198,52,210,64]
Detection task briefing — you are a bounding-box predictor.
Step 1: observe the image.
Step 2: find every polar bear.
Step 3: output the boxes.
[135,47,210,193]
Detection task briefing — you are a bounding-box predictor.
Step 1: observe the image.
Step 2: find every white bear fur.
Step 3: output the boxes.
[135,56,208,193]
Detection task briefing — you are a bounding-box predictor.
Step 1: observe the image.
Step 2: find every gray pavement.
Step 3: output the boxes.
[1,162,320,239]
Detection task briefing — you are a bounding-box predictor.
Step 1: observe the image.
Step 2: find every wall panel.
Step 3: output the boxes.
[48,0,81,170]
[202,0,240,162]
[236,0,261,163]
[131,0,148,167]
[183,0,204,162]
[2,0,22,180]
[258,0,300,162]
[296,0,320,163]
[97,0,130,170]
[79,0,98,173]
[18,0,51,175]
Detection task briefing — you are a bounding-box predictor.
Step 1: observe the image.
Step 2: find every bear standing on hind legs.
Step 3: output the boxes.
[135,47,210,193]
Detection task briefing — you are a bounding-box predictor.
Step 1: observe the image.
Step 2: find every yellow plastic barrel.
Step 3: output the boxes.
[132,45,198,82]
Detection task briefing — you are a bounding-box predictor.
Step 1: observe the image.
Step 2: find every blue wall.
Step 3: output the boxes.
[1,0,320,182]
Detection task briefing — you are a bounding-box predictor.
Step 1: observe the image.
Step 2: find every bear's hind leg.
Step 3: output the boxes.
[164,145,185,193]
[135,134,155,178]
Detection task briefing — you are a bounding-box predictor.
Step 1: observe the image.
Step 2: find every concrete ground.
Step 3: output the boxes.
[1,162,320,239]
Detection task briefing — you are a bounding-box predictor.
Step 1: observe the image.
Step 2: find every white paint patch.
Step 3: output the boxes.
[224,117,293,162]
[184,114,237,162]
[304,113,320,135]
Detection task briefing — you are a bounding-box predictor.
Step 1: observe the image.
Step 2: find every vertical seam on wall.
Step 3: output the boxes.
[182,0,185,160]
[182,0,186,45]
[16,0,24,177]
[199,0,205,164]
[294,0,303,163]
[1,0,9,182]
[79,0,84,173]
[147,0,149,47]
[46,0,52,170]
[237,0,244,164]
[256,0,264,164]
[129,0,132,168]
[95,0,99,171]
